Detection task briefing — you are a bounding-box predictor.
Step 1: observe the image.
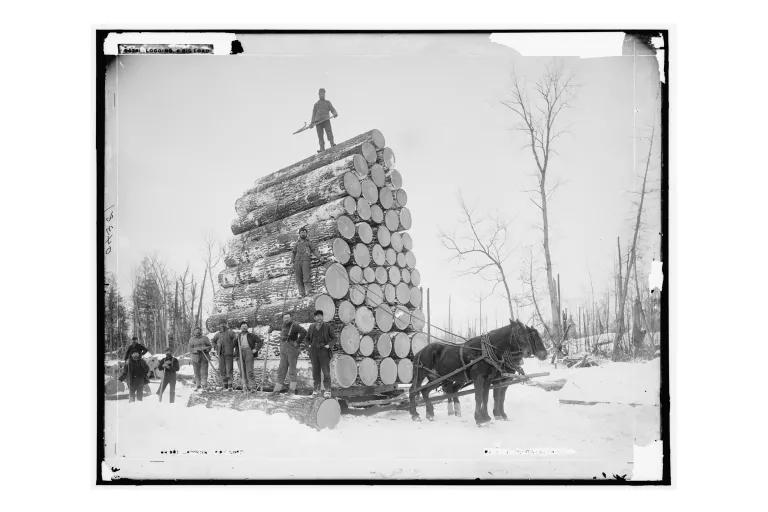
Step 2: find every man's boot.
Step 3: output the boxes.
[312,387,320,397]
[270,382,284,396]
[288,381,297,395]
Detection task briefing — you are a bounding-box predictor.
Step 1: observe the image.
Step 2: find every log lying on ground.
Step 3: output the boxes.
[188,390,342,430]
[231,171,362,234]
[224,199,350,267]
[218,239,341,288]
[237,129,385,199]
[234,154,369,217]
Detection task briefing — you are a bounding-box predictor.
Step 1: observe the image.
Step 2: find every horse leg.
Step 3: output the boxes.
[474,376,490,425]
[482,378,492,422]
[444,382,455,416]
[493,386,508,420]
[453,393,462,417]
[409,370,421,421]
[422,386,435,421]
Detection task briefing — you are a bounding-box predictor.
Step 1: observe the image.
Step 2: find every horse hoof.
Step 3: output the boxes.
[411,415,421,422]
[446,410,454,416]
[494,415,509,421]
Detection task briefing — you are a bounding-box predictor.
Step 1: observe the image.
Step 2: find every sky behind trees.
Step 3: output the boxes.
[104,32,662,332]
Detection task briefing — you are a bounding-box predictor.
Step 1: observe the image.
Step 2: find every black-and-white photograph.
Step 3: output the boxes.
[97,30,669,483]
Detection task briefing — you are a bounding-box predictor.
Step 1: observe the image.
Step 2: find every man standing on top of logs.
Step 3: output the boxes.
[292,226,320,297]
[306,309,335,398]
[212,321,237,390]
[234,321,264,392]
[271,313,307,396]
[189,326,212,390]
[124,336,148,361]
[310,88,338,153]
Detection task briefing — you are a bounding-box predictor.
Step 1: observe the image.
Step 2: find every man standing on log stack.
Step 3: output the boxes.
[310,88,338,153]
[271,313,307,396]
[292,226,320,297]
[212,322,237,390]
[234,321,264,392]
[189,326,212,390]
[306,310,335,398]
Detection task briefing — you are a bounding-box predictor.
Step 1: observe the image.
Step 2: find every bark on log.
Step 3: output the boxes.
[376,332,393,357]
[238,129,385,197]
[379,357,398,385]
[375,303,394,332]
[214,287,235,312]
[374,266,388,284]
[379,186,395,209]
[370,163,386,187]
[359,335,374,357]
[410,268,421,287]
[337,300,356,324]
[234,154,368,217]
[225,270,325,309]
[219,239,340,288]
[356,222,373,244]
[388,266,402,285]
[365,283,383,308]
[375,225,391,247]
[205,295,316,332]
[394,188,408,208]
[231,171,362,234]
[354,306,375,334]
[410,332,428,355]
[361,178,378,204]
[397,358,414,384]
[356,198,371,221]
[358,357,378,386]
[349,284,366,306]
[383,283,396,304]
[340,324,361,354]
[224,199,347,267]
[331,354,358,388]
[393,332,411,358]
[370,203,384,224]
[324,262,350,299]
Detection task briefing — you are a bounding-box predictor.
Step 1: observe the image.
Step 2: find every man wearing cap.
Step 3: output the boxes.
[271,313,307,396]
[124,336,148,361]
[212,322,237,390]
[119,351,150,403]
[310,88,338,153]
[292,227,320,297]
[306,309,336,398]
[156,347,180,403]
[234,321,264,392]
[188,326,212,390]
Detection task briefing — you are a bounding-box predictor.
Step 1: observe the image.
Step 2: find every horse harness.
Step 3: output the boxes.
[451,333,524,383]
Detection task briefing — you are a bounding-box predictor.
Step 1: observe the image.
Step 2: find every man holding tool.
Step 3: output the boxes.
[310,88,338,153]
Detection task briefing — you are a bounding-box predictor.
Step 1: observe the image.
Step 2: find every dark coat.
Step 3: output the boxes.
[281,321,307,347]
[119,358,150,388]
[158,355,180,373]
[306,322,336,350]
[124,341,148,361]
[233,331,264,357]
[212,329,237,356]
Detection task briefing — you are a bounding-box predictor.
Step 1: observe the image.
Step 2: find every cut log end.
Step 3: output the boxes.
[332,354,358,388]
[358,357,378,386]
[376,332,393,357]
[355,306,376,334]
[343,172,362,198]
[397,358,414,384]
[340,324,361,354]
[361,143,377,165]
[379,357,398,385]
[337,300,356,324]
[315,294,336,322]
[394,332,411,358]
[332,237,351,264]
[324,262,350,299]
[359,335,374,357]
[375,303,394,332]
[337,215,356,240]
[356,198,372,221]
[353,153,370,176]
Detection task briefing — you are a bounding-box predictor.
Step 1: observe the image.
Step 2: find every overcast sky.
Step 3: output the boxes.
[104,32,662,332]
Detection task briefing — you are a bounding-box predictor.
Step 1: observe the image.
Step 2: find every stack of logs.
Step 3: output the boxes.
[206,129,428,391]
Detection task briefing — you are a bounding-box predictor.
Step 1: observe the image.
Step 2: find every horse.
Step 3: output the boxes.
[408,320,547,425]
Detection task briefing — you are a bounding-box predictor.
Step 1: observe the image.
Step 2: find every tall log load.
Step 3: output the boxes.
[208,129,428,395]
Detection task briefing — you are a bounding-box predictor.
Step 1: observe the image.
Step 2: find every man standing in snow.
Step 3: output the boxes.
[271,313,307,396]
[189,326,212,390]
[156,347,180,403]
[234,321,264,392]
[310,88,338,153]
[292,226,320,297]
[124,336,148,361]
[212,322,237,390]
[306,309,335,398]
[119,351,150,402]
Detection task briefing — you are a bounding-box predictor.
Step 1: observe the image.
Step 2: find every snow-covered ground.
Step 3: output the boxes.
[102,358,662,481]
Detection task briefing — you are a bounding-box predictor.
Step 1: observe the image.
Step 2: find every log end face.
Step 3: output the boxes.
[315,398,342,429]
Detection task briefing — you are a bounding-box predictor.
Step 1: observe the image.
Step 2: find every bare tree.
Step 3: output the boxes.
[501,62,575,340]
[440,195,517,321]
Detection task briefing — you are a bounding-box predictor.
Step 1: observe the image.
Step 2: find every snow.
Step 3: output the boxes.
[103,357,662,481]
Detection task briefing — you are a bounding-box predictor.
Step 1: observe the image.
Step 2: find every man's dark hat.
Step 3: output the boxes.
[314,310,324,316]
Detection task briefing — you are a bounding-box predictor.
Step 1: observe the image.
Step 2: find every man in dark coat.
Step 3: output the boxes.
[310,88,338,153]
[234,321,264,391]
[212,322,237,390]
[156,347,180,403]
[292,227,320,297]
[124,336,148,361]
[306,310,336,397]
[119,351,150,402]
[271,313,307,396]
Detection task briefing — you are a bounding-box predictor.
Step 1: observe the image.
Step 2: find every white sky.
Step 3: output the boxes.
[104,32,662,333]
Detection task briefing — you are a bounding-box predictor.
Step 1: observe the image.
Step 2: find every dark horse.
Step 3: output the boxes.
[409,320,547,425]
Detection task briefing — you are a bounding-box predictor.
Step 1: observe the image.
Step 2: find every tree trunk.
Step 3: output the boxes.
[541,181,562,341]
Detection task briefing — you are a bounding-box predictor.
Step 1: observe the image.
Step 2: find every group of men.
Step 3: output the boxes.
[117,309,336,403]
